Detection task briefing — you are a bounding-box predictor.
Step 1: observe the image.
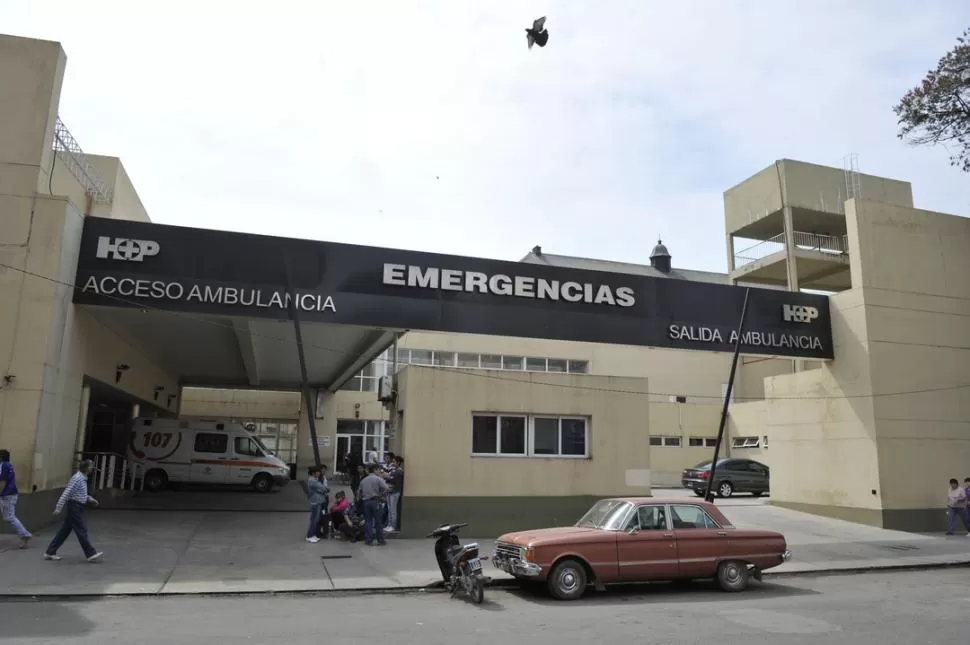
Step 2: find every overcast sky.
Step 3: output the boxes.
[4,1,968,272]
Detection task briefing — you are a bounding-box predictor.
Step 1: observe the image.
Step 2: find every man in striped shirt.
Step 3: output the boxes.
[44,459,103,562]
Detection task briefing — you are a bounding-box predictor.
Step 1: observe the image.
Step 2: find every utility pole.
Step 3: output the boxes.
[704,288,751,503]
[283,258,322,466]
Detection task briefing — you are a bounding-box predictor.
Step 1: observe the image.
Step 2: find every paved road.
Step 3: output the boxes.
[2,569,968,644]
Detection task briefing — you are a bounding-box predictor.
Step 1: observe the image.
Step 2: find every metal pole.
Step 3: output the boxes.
[704,287,751,503]
[284,259,322,467]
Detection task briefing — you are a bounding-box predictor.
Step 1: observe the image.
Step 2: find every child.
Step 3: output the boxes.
[945,478,970,536]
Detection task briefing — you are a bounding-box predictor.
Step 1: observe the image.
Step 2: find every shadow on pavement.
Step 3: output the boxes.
[503,579,820,606]
[0,600,98,638]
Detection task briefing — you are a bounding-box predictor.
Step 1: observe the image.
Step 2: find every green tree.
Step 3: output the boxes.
[893,28,970,172]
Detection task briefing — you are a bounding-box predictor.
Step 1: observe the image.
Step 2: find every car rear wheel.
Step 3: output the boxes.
[693,489,706,497]
[547,558,587,601]
[717,481,734,498]
[716,560,749,592]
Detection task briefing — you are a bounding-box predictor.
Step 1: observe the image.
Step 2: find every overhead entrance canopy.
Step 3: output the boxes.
[73,217,834,390]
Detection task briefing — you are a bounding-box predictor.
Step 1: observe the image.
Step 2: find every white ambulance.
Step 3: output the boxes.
[128,417,291,492]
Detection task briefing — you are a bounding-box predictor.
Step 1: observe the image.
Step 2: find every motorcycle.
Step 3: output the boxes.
[428,522,489,604]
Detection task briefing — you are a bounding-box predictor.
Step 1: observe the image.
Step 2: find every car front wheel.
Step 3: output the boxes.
[547,558,587,601]
[716,560,749,592]
[717,481,734,498]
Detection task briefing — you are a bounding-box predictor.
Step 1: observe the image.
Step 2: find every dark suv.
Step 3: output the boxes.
[681,458,770,498]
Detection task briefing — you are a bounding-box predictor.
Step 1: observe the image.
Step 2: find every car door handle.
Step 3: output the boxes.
[663,533,674,538]
[717,531,728,536]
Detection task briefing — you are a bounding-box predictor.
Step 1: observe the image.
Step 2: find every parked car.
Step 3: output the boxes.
[681,458,770,498]
[491,497,790,600]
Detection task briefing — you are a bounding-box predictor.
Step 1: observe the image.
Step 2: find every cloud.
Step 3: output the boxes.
[4,0,968,272]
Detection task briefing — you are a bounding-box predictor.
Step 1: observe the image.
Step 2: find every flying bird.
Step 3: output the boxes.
[526,16,549,49]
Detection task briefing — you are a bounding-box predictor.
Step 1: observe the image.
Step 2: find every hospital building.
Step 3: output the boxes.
[1,33,968,538]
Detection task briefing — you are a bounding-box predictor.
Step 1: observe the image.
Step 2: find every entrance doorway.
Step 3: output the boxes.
[335,419,388,474]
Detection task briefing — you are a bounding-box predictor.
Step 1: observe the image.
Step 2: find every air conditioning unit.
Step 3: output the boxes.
[377,376,395,403]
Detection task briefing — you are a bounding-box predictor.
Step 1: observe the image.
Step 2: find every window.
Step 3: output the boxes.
[480,354,503,369]
[547,359,567,373]
[649,436,662,446]
[472,414,588,458]
[457,353,480,368]
[689,437,718,448]
[234,437,263,457]
[625,505,668,531]
[567,360,589,374]
[651,436,681,447]
[502,356,523,370]
[731,436,761,449]
[531,417,588,457]
[471,415,527,455]
[194,433,228,454]
[671,504,720,529]
[409,350,433,365]
[525,357,547,371]
[337,419,366,434]
[433,351,456,367]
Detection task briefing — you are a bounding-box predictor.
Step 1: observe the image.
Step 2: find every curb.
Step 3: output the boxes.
[2,560,969,601]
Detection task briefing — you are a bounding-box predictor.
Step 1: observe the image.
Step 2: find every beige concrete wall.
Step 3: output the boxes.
[780,160,913,214]
[179,387,301,420]
[0,34,173,495]
[396,366,651,498]
[398,330,737,402]
[723,159,914,237]
[648,402,722,485]
[749,288,883,512]
[724,163,784,236]
[848,199,970,515]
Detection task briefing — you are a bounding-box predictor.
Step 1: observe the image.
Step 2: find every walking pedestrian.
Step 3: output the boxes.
[305,465,328,544]
[359,464,389,546]
[44,459,103,562]
[0,449,31,548]
[945,478,970,536]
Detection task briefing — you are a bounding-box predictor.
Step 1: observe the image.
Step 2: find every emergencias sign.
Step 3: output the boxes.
[72,217,835,360]
[382,263,636,307]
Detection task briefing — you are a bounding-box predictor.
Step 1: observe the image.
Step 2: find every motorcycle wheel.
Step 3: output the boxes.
[470,575,485,604]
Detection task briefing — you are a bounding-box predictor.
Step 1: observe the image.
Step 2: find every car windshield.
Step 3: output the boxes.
[574,499,633,530]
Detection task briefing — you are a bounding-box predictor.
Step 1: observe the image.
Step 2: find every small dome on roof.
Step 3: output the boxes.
[650,240,670,258]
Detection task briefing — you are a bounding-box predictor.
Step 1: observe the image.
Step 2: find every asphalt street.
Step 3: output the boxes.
[1,569,968,644]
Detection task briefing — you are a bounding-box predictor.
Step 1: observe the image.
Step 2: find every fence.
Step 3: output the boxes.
[76,451,144,492]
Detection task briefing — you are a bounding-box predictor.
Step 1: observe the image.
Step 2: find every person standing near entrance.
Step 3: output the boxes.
[347,449,363,496]
[359,464,389,546]
[386,456,404,533]
[44,459,103,562]
[305,465,329,544]
[0,449,31,548]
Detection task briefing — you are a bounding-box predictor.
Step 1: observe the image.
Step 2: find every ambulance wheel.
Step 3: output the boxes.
[144,469,168,492]
[252,474,273,493]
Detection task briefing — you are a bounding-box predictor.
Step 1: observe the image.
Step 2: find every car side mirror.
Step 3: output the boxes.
[628,527,640,536]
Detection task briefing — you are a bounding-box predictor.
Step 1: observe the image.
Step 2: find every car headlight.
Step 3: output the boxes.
[519,546,535,562]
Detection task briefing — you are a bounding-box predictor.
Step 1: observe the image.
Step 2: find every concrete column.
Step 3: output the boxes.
[725,233,736,273]
[782,206,799,292]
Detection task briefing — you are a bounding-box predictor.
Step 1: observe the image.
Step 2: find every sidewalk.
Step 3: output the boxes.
[2,500,969,597]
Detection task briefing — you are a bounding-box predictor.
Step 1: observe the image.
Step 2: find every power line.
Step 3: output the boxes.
[2,261,968,403]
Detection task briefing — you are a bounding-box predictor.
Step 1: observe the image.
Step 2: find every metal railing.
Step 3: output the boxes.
[52,116,114,203]
[76,451,144,492]
[734,231,849,268]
